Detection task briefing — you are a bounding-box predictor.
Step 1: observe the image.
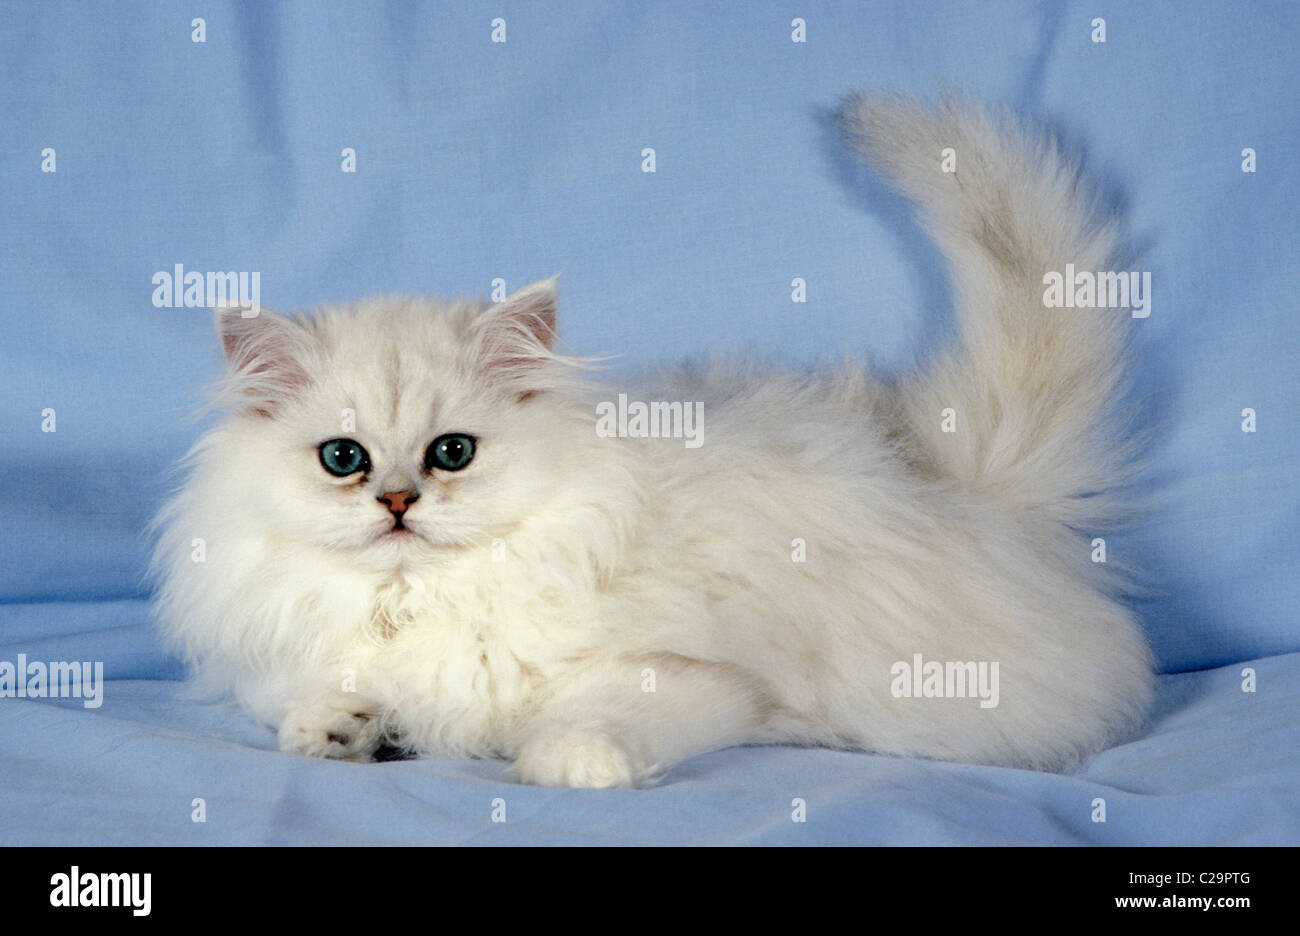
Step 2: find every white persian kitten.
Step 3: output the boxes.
[153,95,1153,787]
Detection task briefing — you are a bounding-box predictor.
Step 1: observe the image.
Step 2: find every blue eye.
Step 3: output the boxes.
[319,439,370,476]
[425,434,475,472]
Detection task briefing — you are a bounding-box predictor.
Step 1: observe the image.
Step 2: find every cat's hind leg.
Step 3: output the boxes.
[511,655,769,788]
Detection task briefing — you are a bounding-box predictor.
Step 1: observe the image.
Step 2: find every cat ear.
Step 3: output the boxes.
[474,276,560,381]
[212,302,310,415]
[495,276,559,350]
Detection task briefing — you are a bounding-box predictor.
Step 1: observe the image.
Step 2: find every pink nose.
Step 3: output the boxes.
[378,491,418,516]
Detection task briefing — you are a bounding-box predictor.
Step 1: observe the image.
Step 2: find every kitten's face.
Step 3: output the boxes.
[213,281,583,567]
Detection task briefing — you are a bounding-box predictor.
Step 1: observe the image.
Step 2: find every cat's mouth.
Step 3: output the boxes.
[371,518,427,544]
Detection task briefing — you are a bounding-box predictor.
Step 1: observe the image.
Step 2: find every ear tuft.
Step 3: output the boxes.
[474,276,561,384]
[498,275,558,350]
[212,303,310,415]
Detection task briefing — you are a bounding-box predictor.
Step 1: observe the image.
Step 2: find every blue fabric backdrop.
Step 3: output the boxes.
[2,0,1297,844]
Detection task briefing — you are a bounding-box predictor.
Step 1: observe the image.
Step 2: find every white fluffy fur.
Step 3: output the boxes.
[152,95,1153,787]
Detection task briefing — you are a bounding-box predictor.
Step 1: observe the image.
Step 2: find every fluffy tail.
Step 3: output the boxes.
[840,93,1138,530]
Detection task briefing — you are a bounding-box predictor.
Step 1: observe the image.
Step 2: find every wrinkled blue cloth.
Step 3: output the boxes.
[2,0,1297,844]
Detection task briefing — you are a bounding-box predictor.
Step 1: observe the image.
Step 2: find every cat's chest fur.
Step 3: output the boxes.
[349,558,593,756]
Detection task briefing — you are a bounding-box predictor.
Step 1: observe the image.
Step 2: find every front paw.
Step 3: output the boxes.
[278,699,383,761]
[512,723,642,789]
